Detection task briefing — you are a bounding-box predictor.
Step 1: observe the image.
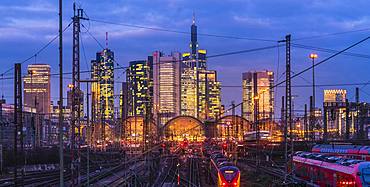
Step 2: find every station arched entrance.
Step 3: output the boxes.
[123,116,158,144]
[162,116,205,142]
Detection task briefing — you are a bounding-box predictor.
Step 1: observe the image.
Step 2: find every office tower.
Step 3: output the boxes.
[119,82,128,120]
[198,70,221,120]
[24,64,51,114]
[152,51,181,125]
[91,48,115,120]
[180,16,221,120]
[127,57,153,116]
[242,71,274,122]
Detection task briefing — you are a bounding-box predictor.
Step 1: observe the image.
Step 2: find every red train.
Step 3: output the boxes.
[209,152,240,187]
[293,151,370,186]
[312,144,370,161]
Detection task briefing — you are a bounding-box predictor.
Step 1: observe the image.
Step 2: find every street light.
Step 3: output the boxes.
[309,53,318,109]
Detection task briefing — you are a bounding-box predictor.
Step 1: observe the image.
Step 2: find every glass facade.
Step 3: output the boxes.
[127,59,153,116]
[23,64,51,115]
[153,51,181,126]
[242,71,274,122]
[180,18,220,121]
[91,48,115,120]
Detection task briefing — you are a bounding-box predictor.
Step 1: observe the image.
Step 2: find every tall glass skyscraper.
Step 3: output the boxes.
[127,57,153,116]
[91,48,115,120]
[24,64,51,114]
[153,51,181,125]
[180,16,221,120]
[242,71,274,122]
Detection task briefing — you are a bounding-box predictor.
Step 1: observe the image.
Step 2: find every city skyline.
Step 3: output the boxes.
[2,2,370,186]
[1,1,370,111]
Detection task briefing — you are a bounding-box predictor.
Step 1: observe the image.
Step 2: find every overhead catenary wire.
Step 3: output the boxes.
[221,35,370,115]
[0,21,73,77]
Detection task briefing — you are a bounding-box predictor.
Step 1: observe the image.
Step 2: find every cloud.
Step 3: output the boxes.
[233,15,272,27]
[328,17,370,30]
[0,1,56,13]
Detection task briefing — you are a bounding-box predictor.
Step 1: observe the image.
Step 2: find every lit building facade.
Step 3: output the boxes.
[180,16,220,120]
[323,89,347,136]
[24,64,51,115]
[91,49,115,120]
[119,82,128,120]
[153,51,181,125]
[127,58,153,116]
[198,70,221,120]
[242,71,274,122]
[67,89,84,118]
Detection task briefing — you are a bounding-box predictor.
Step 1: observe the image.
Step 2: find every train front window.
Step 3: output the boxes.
[362,168,370,183]
[220,167,239,182]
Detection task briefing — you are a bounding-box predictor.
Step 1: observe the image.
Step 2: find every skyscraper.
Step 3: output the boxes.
[24,64,51,114]
[127,57,153,116]
[242,71,274,122]
[91,48,115,120]
[198,70,221,120]
[119,82,128,120]
[180,16,221,120]
[153,51,181,125]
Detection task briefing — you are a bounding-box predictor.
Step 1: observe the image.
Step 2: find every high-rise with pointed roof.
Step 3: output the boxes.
[180,15,221,120]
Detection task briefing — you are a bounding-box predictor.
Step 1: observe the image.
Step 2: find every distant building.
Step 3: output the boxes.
[180,16,221,121]
[323,89,347,136]
[67,89,84,118]
[198,70,221,120]
[127,58,153,116]
[91,49,115,120]
[242,71,274,122]
[324,89,347,102]
[153,51,181,125]
[23,64,51,115]
[119,82,128,120]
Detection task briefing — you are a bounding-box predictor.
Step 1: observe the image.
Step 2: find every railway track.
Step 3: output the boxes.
[0,159,122,187]
[187,157,200,187]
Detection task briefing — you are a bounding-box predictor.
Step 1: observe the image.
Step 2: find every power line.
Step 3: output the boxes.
[294,27,370,41]
[221,82,370,88]
[222,35,370,115]
[275,36,370,88]
[0,21,73,76]
[207,44,284,58]
[89,18,277,43]
[292,43,370,59]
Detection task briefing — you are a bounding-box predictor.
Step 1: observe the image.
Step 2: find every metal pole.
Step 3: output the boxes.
[304,104,307,140]
[86,82,90,186]
[58,0,64,185]
[345,99,350,140]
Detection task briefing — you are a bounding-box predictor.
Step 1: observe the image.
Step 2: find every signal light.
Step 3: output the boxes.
[222,143,227,149]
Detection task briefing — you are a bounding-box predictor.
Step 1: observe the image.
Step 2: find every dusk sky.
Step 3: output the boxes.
[1,0,370,116]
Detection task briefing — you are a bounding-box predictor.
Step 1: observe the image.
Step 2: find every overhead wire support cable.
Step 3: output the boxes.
[0,21,73,77]
[89,18,277,42]
[275,36,370,88]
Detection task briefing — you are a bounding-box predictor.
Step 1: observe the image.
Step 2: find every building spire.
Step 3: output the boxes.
[105,32,108,48]
[192,11,195,25]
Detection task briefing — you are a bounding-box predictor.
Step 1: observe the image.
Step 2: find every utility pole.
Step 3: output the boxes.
[80,80,96,187]
[253,72,260,169]
[58,0,64,186]
[304,104,307,140]
[14,63,23,186]
[345,99,350,140]
[71,3,87,185]
[279,34,293,184]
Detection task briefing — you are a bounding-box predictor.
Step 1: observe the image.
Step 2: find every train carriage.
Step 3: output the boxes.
[293,152,370,186]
